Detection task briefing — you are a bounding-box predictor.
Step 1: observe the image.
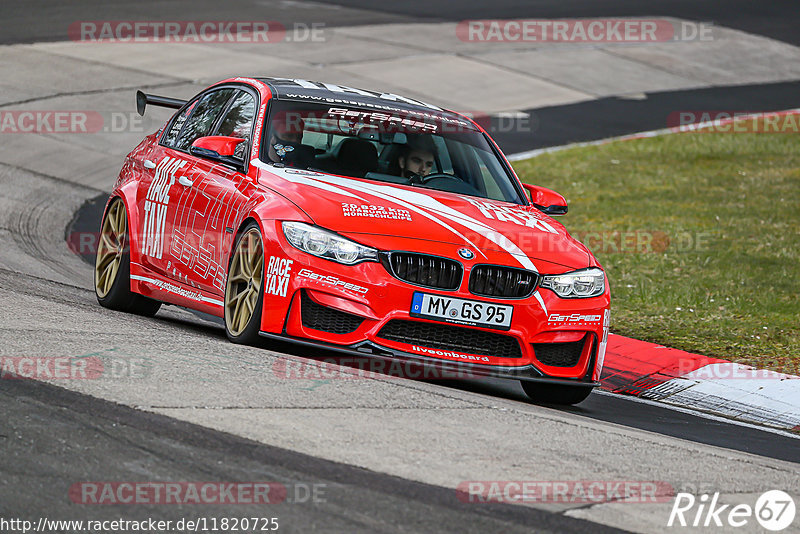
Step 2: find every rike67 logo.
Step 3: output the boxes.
[668,490,795,531]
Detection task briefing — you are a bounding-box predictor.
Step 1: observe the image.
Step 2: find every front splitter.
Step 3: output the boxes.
[259,331,600,388]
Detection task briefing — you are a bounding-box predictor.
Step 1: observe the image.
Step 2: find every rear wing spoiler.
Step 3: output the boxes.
[136,90,187,116]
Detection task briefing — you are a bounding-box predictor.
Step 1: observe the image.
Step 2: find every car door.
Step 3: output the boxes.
[165,88,257,296]
[137,87,235,280]
[135,99,196,276]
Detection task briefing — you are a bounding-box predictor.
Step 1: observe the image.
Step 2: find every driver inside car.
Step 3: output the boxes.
[397,135,437,182]
[267,113,306,163]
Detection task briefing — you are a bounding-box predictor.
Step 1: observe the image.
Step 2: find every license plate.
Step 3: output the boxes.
[410,292,513,330]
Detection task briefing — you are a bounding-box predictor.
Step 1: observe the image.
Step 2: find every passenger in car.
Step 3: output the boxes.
[267,114,306,163]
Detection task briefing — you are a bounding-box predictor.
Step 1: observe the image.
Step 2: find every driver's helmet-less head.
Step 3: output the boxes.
[398,134,437,180]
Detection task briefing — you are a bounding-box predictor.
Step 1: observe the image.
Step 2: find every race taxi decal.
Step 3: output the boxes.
[467,198,558,234]
[341,202,412,221]
[141,156,187,259]
[266,256,293,298]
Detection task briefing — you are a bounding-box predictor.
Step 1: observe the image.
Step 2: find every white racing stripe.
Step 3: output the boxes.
[330,177,539,271]
[254,161,553,313]
[255,161,540,271]
[276,171,368,201]
[255,162,487,257]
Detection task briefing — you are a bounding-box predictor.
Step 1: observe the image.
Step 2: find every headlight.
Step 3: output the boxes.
[540,268,605,298]
[282,222,378,265]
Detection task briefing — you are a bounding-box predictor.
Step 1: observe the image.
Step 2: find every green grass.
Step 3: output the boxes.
[513,132,800,372]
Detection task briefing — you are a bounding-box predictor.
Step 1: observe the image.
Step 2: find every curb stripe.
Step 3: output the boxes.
[599,334,800,429]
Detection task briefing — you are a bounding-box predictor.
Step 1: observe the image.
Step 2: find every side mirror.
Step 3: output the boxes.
[522,183,568,215]
[190,136,247,172]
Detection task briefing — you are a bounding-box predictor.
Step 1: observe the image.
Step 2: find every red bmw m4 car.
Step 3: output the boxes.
[95,77,610,404]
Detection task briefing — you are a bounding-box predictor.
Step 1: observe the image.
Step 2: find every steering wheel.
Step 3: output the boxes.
[418,173,481,196]
[420,172,460,185]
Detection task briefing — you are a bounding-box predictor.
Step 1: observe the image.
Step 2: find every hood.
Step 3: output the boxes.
[256,163,592,272]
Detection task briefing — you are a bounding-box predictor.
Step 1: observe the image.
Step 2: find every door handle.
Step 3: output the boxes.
[143,159,156,169]
[178,175,193,187]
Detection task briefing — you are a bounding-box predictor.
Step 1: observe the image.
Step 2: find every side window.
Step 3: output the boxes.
[162,101,196,147]
[460,144,517,201]
[215,90,256,159]
[172,88,235,151]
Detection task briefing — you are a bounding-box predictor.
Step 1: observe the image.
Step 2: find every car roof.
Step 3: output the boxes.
[255,77,477,130]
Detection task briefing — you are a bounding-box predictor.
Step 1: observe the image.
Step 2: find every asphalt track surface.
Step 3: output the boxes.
[493,80,800,155]
[3,0,798,46]
[3,2,800,533]
[66,195,800,466]
[324,0,800,46]
[2,378,623,534]
[4,0,799,156]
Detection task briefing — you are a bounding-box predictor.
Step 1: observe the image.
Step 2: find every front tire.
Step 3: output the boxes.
[224,222,265,345]
[521,380,593,405]
[94,197,161,316]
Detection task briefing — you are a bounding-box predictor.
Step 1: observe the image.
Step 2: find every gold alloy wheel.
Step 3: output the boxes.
[95,199,126,298]
[225,228,264,336]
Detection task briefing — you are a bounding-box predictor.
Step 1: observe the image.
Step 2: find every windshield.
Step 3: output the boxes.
[261,101,523,203]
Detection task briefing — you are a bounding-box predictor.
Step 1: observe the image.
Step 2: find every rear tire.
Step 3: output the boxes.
[521,380,593,405]
[224,222,265,345]
[95,197,161,317]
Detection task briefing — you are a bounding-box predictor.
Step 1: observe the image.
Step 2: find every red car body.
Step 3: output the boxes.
[104,77,611,401]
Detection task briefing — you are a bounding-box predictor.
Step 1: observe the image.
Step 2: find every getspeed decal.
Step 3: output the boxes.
[328,107,438,134]
[298,269,368,294]
[547,313,602,324]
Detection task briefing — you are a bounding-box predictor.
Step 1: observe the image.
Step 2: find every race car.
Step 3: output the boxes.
[94,77,610,404]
